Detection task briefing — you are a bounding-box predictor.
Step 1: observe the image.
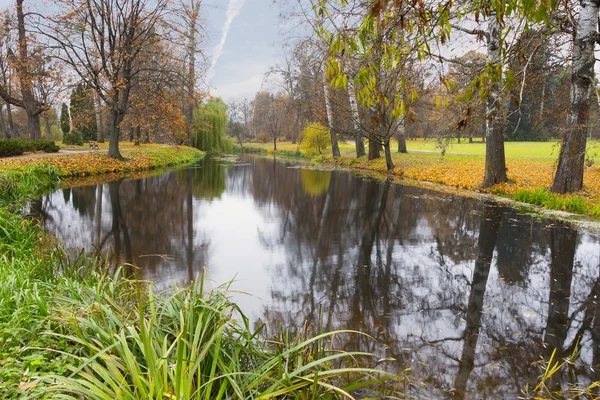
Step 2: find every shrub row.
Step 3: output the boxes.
[0,138,60,158]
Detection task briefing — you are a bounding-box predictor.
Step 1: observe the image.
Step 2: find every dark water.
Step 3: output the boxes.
[32,156,600,398]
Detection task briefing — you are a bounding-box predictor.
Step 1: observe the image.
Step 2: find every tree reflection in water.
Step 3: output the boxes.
[33,156,600,398]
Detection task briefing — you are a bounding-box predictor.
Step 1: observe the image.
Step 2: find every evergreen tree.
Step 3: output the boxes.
[60,103,70,134]
[70,83,98,141]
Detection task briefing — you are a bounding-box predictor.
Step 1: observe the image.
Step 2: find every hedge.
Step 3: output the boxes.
[0,139,60,158]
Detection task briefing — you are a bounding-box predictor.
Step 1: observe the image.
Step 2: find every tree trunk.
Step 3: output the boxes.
[482,15,508,188]
[398,121,408,153]
[273,136,277,151]
[323,70,340,157]
[95,92,105,143]
[551,0,599,193]
[108,108,122,159]
[348,82,366,157]
[469,136,473,143]
[6,103,13,138]
[16,0,42,140]
[368,133,380,160]
[185,1,200,147]
[43,113,52,139]
[0,103,6,139]
[26,107,42,140]
[383,139,394,170]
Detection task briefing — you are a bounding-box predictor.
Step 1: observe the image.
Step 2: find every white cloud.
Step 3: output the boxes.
[207,0,245,82]
[212,75,264,101]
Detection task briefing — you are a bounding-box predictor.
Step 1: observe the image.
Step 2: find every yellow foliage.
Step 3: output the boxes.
[301,123,330,155]
[0,146,203,180]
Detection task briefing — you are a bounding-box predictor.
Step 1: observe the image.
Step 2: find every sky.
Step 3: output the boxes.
[203,0,288,102]
[0,0,289,103]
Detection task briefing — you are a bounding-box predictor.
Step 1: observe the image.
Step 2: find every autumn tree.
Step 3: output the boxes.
[43,0,169,158]
[313,0,429,170]
[173,0,203,146]
[0,1,49,140]
[301,122,329,154]
[253,91,288,151]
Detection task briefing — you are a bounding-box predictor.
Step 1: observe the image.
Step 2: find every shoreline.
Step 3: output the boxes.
[237,147,600,233]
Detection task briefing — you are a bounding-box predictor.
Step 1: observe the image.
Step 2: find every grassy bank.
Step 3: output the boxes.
[239,140,600,218]
[0,147,394,399]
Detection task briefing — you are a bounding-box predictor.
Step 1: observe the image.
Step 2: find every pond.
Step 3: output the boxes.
[31,156,600,399]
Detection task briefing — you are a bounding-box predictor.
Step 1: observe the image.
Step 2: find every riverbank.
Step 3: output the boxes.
[238,141,600,219]
[0,146,391,399]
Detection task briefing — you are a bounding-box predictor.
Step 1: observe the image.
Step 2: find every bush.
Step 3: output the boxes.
[0,139,26,157]
[30,140,60,153]
[62,130,84,146]
[0,139,60,158]
[254,131,271,143]
[301,122,330,155]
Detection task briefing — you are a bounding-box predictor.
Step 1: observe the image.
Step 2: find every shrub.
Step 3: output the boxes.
[0,139,60,158]
[0,139,26,157]
[62,130,84,146]
[254,131,271,143]
[301,123,330,155]
[30,140,60,153]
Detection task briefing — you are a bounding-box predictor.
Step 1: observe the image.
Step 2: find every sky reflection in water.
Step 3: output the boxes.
[32,156,600,399]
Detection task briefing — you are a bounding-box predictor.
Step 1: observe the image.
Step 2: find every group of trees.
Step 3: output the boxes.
[0,0,229,158]
[235,0,596,195]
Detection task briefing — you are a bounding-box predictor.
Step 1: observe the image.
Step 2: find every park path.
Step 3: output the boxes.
[9,148,100,160]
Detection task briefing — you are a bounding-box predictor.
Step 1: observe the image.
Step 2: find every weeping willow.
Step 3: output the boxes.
[192,98,232,153]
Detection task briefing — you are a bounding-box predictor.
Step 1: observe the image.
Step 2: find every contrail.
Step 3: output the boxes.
[207,0,245,82]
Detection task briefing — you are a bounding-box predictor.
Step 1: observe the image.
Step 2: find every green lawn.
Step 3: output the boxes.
[247,139,600,163]
[405,139,568,160]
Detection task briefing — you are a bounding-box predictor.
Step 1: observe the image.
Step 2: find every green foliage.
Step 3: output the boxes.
[0,164,60,205]
[301,123,330,156]
[513,189,587,214]
[63,130,84,146]
[44,274,393,400]
[60,103,71,135]
[70,82,98,141]
[0,139,26,157]
[0,139,60,158]
[193,98,231,153]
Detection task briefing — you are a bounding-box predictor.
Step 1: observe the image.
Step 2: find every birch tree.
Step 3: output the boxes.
[551,0,600,193]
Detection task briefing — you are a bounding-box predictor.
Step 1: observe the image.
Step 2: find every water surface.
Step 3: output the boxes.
[32,156,600,398]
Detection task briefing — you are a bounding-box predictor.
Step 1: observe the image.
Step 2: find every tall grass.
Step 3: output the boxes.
[0,164,60,206]
[43,275,394,399]
[512,189,588,214]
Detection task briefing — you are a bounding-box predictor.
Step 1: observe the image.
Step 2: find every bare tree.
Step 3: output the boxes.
[42,0,169,158]
[177,0,202,147]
